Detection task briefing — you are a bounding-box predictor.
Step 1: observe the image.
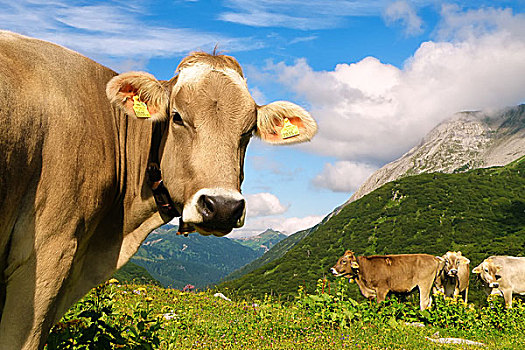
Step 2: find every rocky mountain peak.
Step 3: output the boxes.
[341,104,525,209]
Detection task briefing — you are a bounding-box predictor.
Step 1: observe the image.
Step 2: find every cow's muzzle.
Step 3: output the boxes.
[182,188,246,236]
[448,269,458,276]
[489,282,499,288]
[331,267,352,278]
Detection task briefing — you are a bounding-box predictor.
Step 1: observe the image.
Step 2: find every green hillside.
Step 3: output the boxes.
[112,262,160,285]
[219,157,525,302]
[131,227,259,289]
[223,227,312,282]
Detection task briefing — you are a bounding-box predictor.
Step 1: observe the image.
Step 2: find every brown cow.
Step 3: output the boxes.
[331,250,444,310]
[0,31,317,349]
[434,251,470,302]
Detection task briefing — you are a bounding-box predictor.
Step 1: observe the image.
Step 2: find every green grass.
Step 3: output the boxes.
[46,281,525,349]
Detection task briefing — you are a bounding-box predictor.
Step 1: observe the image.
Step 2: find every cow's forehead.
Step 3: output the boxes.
[482,260,495,270]
[173,62,248,95]
[445,252,457,260]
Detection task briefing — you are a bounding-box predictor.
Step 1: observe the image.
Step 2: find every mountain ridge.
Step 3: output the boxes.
[345,104,525,207]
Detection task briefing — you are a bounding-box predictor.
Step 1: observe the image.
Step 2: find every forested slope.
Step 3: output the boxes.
[219,157,525,302]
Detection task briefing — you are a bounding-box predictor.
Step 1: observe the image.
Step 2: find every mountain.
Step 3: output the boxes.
[223,227,311,282]
[232,229,287,254]
[346,104,525,207]
[130,226,259,289]
[112,262,161,285]
[219,157,525,303]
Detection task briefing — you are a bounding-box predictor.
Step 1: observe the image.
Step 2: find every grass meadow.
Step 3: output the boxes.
[45,279,525,349]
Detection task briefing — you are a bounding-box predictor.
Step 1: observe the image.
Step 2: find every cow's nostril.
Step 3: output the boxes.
[202,195,215,215]
[231,199,245,222]
[198,195,216,220]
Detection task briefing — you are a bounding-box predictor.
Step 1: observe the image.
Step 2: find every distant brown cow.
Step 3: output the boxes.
[331,250,445,310]
[435,251,470,302]
[0,31,317,349]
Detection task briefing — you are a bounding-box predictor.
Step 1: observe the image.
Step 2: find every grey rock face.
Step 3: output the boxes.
[342,104,525,209]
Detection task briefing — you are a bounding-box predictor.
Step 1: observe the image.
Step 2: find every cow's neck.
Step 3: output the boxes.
[354,257,377,298]
[114,109,166,267]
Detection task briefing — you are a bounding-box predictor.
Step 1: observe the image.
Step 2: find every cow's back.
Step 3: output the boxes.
[0,31,119,256]
[492,256,525,293]
[360,254,441,292]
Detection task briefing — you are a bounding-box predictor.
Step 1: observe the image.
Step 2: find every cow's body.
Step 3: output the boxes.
[0,31,316,349]
[331,251,444,310]
[473,256,525,308]
[435,251,470,302]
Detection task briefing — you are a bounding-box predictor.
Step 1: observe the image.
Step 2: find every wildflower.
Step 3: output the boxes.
[163,312,177,320]
[107,278,119,284]
[133,287,147,295]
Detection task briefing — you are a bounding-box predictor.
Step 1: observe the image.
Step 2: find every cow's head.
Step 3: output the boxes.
[473,258,502,288]
[106,52,317,236]
[441,251,470,277]
[331,250,360,280]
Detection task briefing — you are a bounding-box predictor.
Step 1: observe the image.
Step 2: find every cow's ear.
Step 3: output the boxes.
[472,265,482,274]
[457,251,462,255]
[256,101,317,144]
[106,71,169,121]
[436,256,445,262]
[461,257,470,265]
[351,261,360,269]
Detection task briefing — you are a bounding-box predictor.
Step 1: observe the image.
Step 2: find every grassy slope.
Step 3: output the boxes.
[219,157,525,302]
[112,262,160,285]
[47,283,525,350]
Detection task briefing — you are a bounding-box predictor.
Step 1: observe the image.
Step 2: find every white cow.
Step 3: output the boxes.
[473,256,525,308]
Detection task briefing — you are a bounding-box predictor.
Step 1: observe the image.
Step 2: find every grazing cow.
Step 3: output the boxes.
[0,31,317,349]
[473,256,525,308]
[331,250,444,310]
[435,251,470,302]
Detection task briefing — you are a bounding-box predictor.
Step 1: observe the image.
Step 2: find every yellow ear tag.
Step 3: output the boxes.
[280,118,300,139]
[132,96,151,118]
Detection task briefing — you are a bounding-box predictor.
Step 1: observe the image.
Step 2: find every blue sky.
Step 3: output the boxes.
[2,0,524,237]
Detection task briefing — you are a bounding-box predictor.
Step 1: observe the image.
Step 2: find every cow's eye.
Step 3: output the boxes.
[342,260,347,264]
[172,111,183,126]
[484,268,489,273]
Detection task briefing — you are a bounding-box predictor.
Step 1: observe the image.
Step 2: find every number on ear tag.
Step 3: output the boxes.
[280,118,300,139]
[132,96,151,118]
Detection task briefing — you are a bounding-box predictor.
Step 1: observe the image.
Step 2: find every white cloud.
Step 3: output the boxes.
[0,0,260,70]
[219,0,390,29]
[266,6,525,165]
[289,35,318,45]
[245,193,289,217]
[436,5,525,42]
[249,87,267,105]
[231,215,322,238]
[313,161,377,193]
[383,1,424,36]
